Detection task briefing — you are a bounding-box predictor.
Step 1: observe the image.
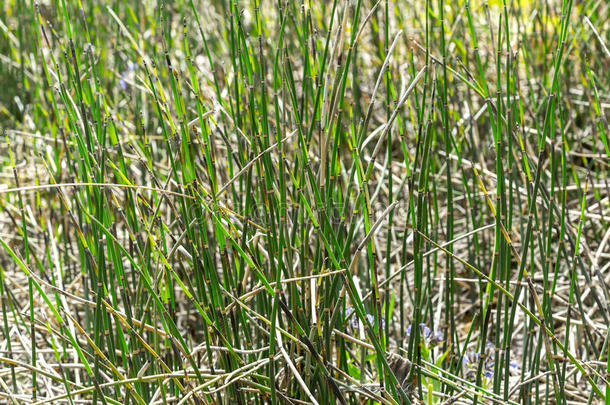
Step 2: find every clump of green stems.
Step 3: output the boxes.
[0,0,608,403]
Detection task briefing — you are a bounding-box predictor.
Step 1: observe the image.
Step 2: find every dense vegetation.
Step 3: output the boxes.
[0,0,608,403]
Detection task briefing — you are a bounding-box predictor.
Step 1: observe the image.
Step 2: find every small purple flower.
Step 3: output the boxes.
[119,61,137,91]
[429,330,444,346]
[462,351,481,378]
[345,307,385,330]
[406,323,444,346]
[462,351,481,365]
[345,307,359,329]
[463,343,519,381]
